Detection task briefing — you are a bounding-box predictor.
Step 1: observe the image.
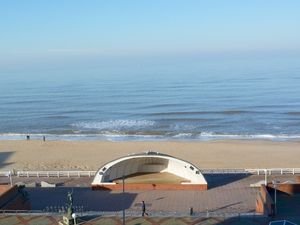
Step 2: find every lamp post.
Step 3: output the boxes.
[272,180,278,215]
[8,171,12,187]
[122,175,125,225]
[71,213,77,225]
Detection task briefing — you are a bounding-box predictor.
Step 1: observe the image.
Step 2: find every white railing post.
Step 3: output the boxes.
[264,169,267,185]
[7,168,300,180]
[9,171,12,187]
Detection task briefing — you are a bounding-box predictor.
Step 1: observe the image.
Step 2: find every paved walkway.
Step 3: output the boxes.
[0,174,297,214]
[25,174,262,213]
[1,174,299,224]
[0,215,270,225]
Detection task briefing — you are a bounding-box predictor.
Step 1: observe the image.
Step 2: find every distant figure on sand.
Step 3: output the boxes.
[26,135,30,140]
[43,136,46,142]
[142,200,148,216]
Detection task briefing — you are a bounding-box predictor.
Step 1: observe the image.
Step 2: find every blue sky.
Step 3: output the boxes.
[1,0,300,70]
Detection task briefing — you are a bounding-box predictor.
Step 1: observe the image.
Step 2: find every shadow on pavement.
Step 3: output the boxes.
[26,187,137,211]
[205,174,250,189]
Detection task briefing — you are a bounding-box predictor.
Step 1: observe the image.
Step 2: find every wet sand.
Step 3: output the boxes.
[0,140,299,170]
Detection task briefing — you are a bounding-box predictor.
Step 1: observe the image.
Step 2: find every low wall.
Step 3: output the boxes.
[92,183,208,191]
[0,186,18,209]
[0,185,30,210]
[268,183,300,195]
[255,185,274,216]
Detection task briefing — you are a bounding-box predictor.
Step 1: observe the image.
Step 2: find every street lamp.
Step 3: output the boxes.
[272,180,279,215]
[122,175,125,225]
[6,171,12,187]
[71,213,77,225]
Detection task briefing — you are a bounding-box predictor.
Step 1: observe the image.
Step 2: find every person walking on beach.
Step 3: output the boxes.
[142,200,148,216]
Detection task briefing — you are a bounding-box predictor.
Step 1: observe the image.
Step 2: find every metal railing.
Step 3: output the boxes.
[16,170,97,178]
[0,209,264,218]
[201,169,247,174]
[202,168,300,175]
[0,171,12,177]
[245,168,300,175]
[1,168,300,178]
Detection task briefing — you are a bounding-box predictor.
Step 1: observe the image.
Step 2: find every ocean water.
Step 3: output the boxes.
[0,56,300,141]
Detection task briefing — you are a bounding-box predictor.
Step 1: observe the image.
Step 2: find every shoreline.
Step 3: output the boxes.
[0,140,299,171]
[1,133,300,142]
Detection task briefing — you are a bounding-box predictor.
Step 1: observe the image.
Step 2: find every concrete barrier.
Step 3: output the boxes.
[25,182,37,188]
[41,181,56,188]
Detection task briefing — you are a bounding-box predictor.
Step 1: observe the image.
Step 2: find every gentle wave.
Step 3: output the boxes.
[198,132,300,140]
[138,103,190,110]
[148,110,261,116]
[42,115,71,120]
[1,59,300,140]
[72,120,156,130]
[286,112,300,116]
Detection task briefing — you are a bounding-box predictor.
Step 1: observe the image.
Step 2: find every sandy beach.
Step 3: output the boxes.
[0,140,299,171]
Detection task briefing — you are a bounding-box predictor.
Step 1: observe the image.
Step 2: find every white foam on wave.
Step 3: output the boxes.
[0,132,300,141]
[198,132,300,140]
[173,133,194,138]
[72,120,156,130]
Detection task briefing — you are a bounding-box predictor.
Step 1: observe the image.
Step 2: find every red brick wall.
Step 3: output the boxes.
[0,186,19,208]
[255,194,264,214]
[255,185,274,216]
[0,185,30,210]
[268,183,300,195]
[0,185,12,194]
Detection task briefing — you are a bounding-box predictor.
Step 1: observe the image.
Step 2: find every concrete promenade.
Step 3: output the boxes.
[1,174,297,214]
[1,174,300,224]
[0,215,272,225]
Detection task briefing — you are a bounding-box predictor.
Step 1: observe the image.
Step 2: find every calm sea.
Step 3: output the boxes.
[1,55,300,141]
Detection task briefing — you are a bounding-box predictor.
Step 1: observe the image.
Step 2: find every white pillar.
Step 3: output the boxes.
[9,171,13,187]
[264,169,267,186]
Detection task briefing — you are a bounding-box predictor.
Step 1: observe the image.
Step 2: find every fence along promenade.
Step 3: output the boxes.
[0,209,263,218]
[1,168,300,178]
[16,170,96,178]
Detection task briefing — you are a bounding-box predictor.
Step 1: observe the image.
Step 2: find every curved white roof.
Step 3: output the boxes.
[92,151,207,185]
